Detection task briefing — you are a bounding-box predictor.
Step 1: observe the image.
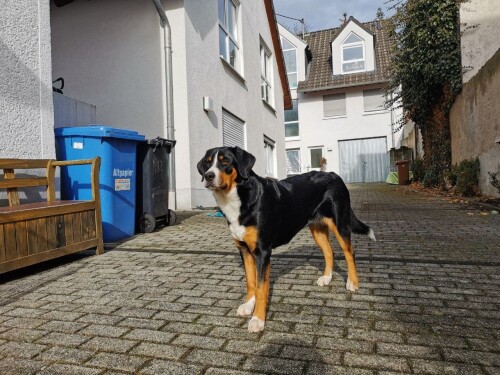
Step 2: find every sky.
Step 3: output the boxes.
[273,0,395,33]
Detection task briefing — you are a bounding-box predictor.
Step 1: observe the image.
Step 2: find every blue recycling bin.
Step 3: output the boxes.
[55,125,145,242]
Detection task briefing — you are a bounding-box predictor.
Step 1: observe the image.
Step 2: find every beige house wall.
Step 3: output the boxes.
[450,50,500,197]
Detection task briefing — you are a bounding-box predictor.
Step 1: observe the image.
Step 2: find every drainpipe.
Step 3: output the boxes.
[390,92,395,149]
[152,0,176,209]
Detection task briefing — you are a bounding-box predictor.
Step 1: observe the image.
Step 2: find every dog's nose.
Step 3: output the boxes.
[205,171,215,181]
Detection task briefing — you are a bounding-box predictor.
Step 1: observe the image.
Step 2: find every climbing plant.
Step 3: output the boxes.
[387,0,463,187]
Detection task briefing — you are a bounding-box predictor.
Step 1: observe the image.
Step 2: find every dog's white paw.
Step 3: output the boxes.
[237,297,255,317]
[316,274,332,286]
[248,316,265,333]
[346,279,358,292]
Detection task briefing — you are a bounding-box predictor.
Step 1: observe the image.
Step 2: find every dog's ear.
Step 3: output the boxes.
[197,155,207,182]
[233,146,255,179]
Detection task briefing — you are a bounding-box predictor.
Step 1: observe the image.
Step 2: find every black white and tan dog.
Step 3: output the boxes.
[197,146,375,333]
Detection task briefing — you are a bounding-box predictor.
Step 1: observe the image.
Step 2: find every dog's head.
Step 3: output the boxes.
[197,146,256,191]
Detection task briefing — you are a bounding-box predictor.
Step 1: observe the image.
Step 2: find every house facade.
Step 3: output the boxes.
[278,18,403,183]
[1,0,291,209]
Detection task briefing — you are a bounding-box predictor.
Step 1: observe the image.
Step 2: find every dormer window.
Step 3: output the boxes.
[341,32,365,74]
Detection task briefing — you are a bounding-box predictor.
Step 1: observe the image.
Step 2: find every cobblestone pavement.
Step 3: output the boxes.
[0,183,499,374]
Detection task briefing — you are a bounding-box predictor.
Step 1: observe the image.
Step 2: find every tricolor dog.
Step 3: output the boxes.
[197,146,375,333]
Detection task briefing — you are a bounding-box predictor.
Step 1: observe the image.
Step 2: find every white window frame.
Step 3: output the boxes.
[308,146,324,171]
[286,148,301,175]
[219,0,241,72]
[264,136,276,178]
[284,99,299,140]
[260,41,274,107]
[341,32,366,74]
[280,36,298,89]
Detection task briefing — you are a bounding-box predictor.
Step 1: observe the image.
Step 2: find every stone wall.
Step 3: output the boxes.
[450,50,500,197]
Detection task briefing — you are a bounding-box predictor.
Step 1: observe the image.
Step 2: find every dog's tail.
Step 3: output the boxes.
[350,209,376,241]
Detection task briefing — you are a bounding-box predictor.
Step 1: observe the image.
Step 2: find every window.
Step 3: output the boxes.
[323,93,346,117]
[284,99,299,138]
[222,109,245,149]
[260,42,273,106]
[363,89,386,112]
[264,136,276,177]
[341,32,365,74]
[219,0,240,70]
[280,36,297,89]
[309,147,323,170]
[286,149,301,175]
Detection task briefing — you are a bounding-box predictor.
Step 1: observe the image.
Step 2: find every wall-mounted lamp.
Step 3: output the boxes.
[203,97,214,112]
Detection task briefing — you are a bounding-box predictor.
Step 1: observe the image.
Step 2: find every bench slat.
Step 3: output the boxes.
[0,201,96,224]
[0,159,50,169]
[0,177,49,189]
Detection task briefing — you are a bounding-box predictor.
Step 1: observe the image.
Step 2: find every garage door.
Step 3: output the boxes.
[339,137,389,183]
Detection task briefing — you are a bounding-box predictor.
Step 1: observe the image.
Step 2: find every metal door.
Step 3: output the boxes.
[339,137,389,183]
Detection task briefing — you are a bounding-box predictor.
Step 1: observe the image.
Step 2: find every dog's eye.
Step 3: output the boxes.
[221,159,230,166]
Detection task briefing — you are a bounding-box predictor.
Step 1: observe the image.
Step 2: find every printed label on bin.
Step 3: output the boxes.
[73,142,84,149]
[115,178,131,191]
[113,168,134,177]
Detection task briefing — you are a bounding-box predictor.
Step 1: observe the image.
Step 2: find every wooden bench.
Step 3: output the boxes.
[0,158,104,274]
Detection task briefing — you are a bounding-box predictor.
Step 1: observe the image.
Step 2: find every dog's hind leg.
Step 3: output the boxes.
[235,241,256,317]
[309,223,334,286]
[323,217,359,292]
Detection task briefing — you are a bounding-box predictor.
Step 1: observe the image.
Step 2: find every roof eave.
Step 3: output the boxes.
[298,79,390,93]
[264,0,292,110]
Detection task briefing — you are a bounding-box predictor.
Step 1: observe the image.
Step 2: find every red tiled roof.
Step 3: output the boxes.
[297,17,394,92]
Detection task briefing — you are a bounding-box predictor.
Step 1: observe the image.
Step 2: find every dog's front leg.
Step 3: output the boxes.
[236,242,256,317]
[248,249,270,333]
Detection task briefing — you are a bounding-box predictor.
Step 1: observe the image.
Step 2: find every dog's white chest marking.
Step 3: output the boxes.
[214,187,245,241]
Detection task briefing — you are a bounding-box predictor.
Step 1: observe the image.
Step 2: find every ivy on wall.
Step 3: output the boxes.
[387,0,463,186]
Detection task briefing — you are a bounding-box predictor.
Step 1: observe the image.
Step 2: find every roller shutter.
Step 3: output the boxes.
[222,109,245,149]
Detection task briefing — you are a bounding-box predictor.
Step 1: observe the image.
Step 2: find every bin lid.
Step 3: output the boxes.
[54,125,145,141]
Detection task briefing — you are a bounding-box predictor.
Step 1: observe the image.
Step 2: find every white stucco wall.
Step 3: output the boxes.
[183,0,286,209]
[287,86,401,175]
[0,0,55,159]
[460,0,500,83]
[50,0,165,139]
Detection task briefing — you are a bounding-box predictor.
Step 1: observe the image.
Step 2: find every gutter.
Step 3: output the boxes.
[151,0,176,208]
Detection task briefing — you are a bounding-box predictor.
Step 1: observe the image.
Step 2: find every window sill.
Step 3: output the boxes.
[262,99,276,114]
[285,136,300,142]
[220,56,246,84]
[363,110,389,116]
[323,115,347,120]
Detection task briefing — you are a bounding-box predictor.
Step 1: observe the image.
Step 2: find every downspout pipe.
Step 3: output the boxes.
[152,0,176,208]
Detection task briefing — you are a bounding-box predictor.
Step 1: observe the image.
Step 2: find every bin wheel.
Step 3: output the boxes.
[140,214,156,233]
[168,209,177,226]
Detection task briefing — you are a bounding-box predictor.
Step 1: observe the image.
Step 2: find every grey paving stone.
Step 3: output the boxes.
[78,313,125,326]
[38,363,103,375]
[0,341,47,359]
[185,349,245,367]
[0,328,47,342]
[171,334,226,350]
[86,352,148,372]
[242,355,306,375]
[79,324,130,338]
[377,342,441,359]
[38,320,88,334]
[443,348,500,366]
[36,331,91,347]
[0,357,45,375]
[162,322,212,335]
[117,317,165,330]
[130,342,188,360]
[317,337,374,353]
[139,359,203,375]
[344,353,411,373]
[124,329,176,344]
[412,359,485,374]
[81,336,138,353]
[205,368,267,375]
[38,346,95,364]
[305,362,375,375]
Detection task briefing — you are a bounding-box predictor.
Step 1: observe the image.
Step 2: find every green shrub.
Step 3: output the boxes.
[455,158,480,196]
[411,159,425,182]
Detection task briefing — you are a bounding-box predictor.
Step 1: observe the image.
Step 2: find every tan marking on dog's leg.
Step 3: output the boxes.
[309,223,334,286]
[235,241,256,316]
[243,226,258,252]
[323,218,359,291]
[249,261,270,333]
